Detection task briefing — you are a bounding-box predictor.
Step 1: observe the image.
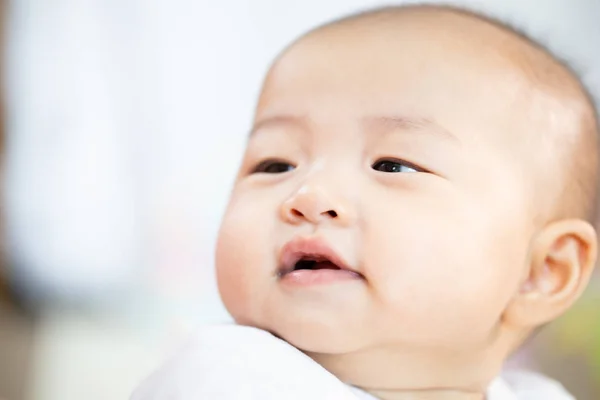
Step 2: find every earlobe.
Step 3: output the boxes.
[503,219,597,328]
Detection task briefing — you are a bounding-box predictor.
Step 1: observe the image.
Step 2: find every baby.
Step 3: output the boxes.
[133,4,599,400]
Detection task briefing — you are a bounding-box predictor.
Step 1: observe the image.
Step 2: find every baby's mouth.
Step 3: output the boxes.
[289,256,342,273]
[277,237,364,280]
[278,252,365,285]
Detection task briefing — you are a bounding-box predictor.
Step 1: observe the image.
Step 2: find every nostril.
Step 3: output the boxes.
[326,210,337,218]
[291,209,304,218]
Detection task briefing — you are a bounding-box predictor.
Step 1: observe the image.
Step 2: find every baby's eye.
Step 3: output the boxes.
[252,159,296,174]
[372,158,424,173]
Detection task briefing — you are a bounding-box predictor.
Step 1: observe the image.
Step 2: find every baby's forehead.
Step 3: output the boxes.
[259,23,537,151]
[261,7,594,151]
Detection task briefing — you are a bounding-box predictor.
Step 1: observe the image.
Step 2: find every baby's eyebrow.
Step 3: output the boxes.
[363,115,460,144]
[250,114,459,144]
[250,115,309,137]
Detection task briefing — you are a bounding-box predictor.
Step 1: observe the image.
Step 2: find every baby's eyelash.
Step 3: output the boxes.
[371,158,429,173]
[251,159,296,174]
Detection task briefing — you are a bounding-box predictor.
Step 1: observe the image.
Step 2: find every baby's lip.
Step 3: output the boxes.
[278,236,362,277]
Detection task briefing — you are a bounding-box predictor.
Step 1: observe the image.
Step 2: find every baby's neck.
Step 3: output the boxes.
[306,345,498,400]
[359,387,485,400]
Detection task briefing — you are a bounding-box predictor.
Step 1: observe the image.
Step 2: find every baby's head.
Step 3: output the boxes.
[215,4,598,395]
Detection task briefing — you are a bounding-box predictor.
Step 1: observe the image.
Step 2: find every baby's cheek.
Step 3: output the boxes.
[420,223,526,340]
[215,231,251,321]
[365,215,511,345]
[215,203,274,323]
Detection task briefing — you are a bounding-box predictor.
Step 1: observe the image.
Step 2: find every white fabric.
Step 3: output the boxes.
[131,325,359,400]
[131,325,575,400]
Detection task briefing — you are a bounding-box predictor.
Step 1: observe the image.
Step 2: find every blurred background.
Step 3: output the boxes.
[0,0,599,399]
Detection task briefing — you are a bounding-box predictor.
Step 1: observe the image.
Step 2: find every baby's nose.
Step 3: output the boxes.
[280,184,354,226]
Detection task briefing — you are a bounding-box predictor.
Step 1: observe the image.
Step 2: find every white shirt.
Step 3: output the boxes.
[131,325,574,400]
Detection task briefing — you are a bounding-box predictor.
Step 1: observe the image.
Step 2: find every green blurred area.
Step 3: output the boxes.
[531,276,600,400]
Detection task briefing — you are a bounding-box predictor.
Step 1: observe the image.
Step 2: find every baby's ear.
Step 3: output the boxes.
[503,219,597,328]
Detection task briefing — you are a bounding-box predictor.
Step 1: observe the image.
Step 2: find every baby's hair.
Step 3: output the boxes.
[311,3,600,226]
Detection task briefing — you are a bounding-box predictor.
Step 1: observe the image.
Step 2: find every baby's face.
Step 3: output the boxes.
[216,21,541,357]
